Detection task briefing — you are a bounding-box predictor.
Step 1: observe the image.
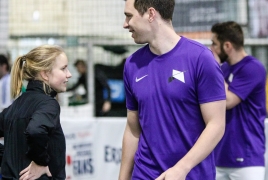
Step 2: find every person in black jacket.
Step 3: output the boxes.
[94,65,112,116]
[67,59,88,100]
[0,45,72,180]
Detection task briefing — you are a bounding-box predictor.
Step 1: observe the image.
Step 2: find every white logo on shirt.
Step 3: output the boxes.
[228,73,234,82]
[135,75,148,82]
[172,70,185,83]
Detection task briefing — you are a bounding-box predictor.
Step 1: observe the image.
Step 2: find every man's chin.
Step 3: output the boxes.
[133,39,144,44]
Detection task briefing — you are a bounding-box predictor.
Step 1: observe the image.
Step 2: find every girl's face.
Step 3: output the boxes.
[46,53,72,93]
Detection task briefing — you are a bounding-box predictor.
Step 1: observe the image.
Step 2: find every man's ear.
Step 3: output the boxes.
[223,41,232,52]
[148,7,156,23]
[40,70,49,81]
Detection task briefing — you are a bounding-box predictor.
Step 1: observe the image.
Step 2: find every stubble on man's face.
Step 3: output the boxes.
[218,43,228,63]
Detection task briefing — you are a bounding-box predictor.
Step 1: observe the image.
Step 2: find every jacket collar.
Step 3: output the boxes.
[26,80,57,98]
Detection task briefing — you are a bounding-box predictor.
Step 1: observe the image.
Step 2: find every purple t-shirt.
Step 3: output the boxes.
[124,36,226,180]
[215,56,266,167]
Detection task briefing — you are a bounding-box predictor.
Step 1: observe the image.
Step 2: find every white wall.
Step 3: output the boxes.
[9,0,129,39]
[0,0,8,54]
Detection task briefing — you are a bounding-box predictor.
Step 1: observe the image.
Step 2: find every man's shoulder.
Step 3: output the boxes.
[180,36,208,50]
[242,55,266,71]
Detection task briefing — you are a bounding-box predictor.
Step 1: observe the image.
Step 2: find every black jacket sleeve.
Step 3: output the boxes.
[25,99,60,166]
[0,143,3,164]
[95,68,111,100]
[0,110,4,137]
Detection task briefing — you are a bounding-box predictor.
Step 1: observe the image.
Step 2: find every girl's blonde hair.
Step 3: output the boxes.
[11,45,64,98]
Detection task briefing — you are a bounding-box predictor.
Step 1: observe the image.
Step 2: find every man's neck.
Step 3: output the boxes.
[228,49,248,65]
[149,26,181,55]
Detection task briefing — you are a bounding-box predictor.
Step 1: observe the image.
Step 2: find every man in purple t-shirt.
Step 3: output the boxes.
[211,21,266,180]
[118,0,226,180]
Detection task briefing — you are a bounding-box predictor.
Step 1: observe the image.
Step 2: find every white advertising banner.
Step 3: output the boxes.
[93,118,126,180]
[62,120,95,180]
[60,105,126,180]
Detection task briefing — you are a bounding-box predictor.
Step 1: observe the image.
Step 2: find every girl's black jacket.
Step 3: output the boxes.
[0,80,66,180]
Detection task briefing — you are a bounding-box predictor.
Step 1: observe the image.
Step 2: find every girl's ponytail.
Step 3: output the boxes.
[10,56,25,98]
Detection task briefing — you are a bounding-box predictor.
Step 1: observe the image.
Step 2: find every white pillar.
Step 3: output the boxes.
[0,0,9,54]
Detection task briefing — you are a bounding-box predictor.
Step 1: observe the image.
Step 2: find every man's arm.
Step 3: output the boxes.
[224,81,241,109]
[210,50,241,110]
[95,68,112,113]
[67,76,82,91]
[156,100,226,180]
[95,68,111,101]
[118,110,141,180]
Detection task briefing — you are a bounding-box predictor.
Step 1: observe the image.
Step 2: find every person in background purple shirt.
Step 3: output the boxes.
[118,0,226,179]
[211,21,266,180]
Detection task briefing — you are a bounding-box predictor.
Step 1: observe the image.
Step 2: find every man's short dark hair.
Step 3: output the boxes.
[0,54,10,71]
[126,0,175,21]
[211,21,244,50]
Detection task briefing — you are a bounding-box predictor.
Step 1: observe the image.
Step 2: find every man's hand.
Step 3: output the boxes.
[155,166,188,180]
[102,100,111,113]
[19,161,51,180]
